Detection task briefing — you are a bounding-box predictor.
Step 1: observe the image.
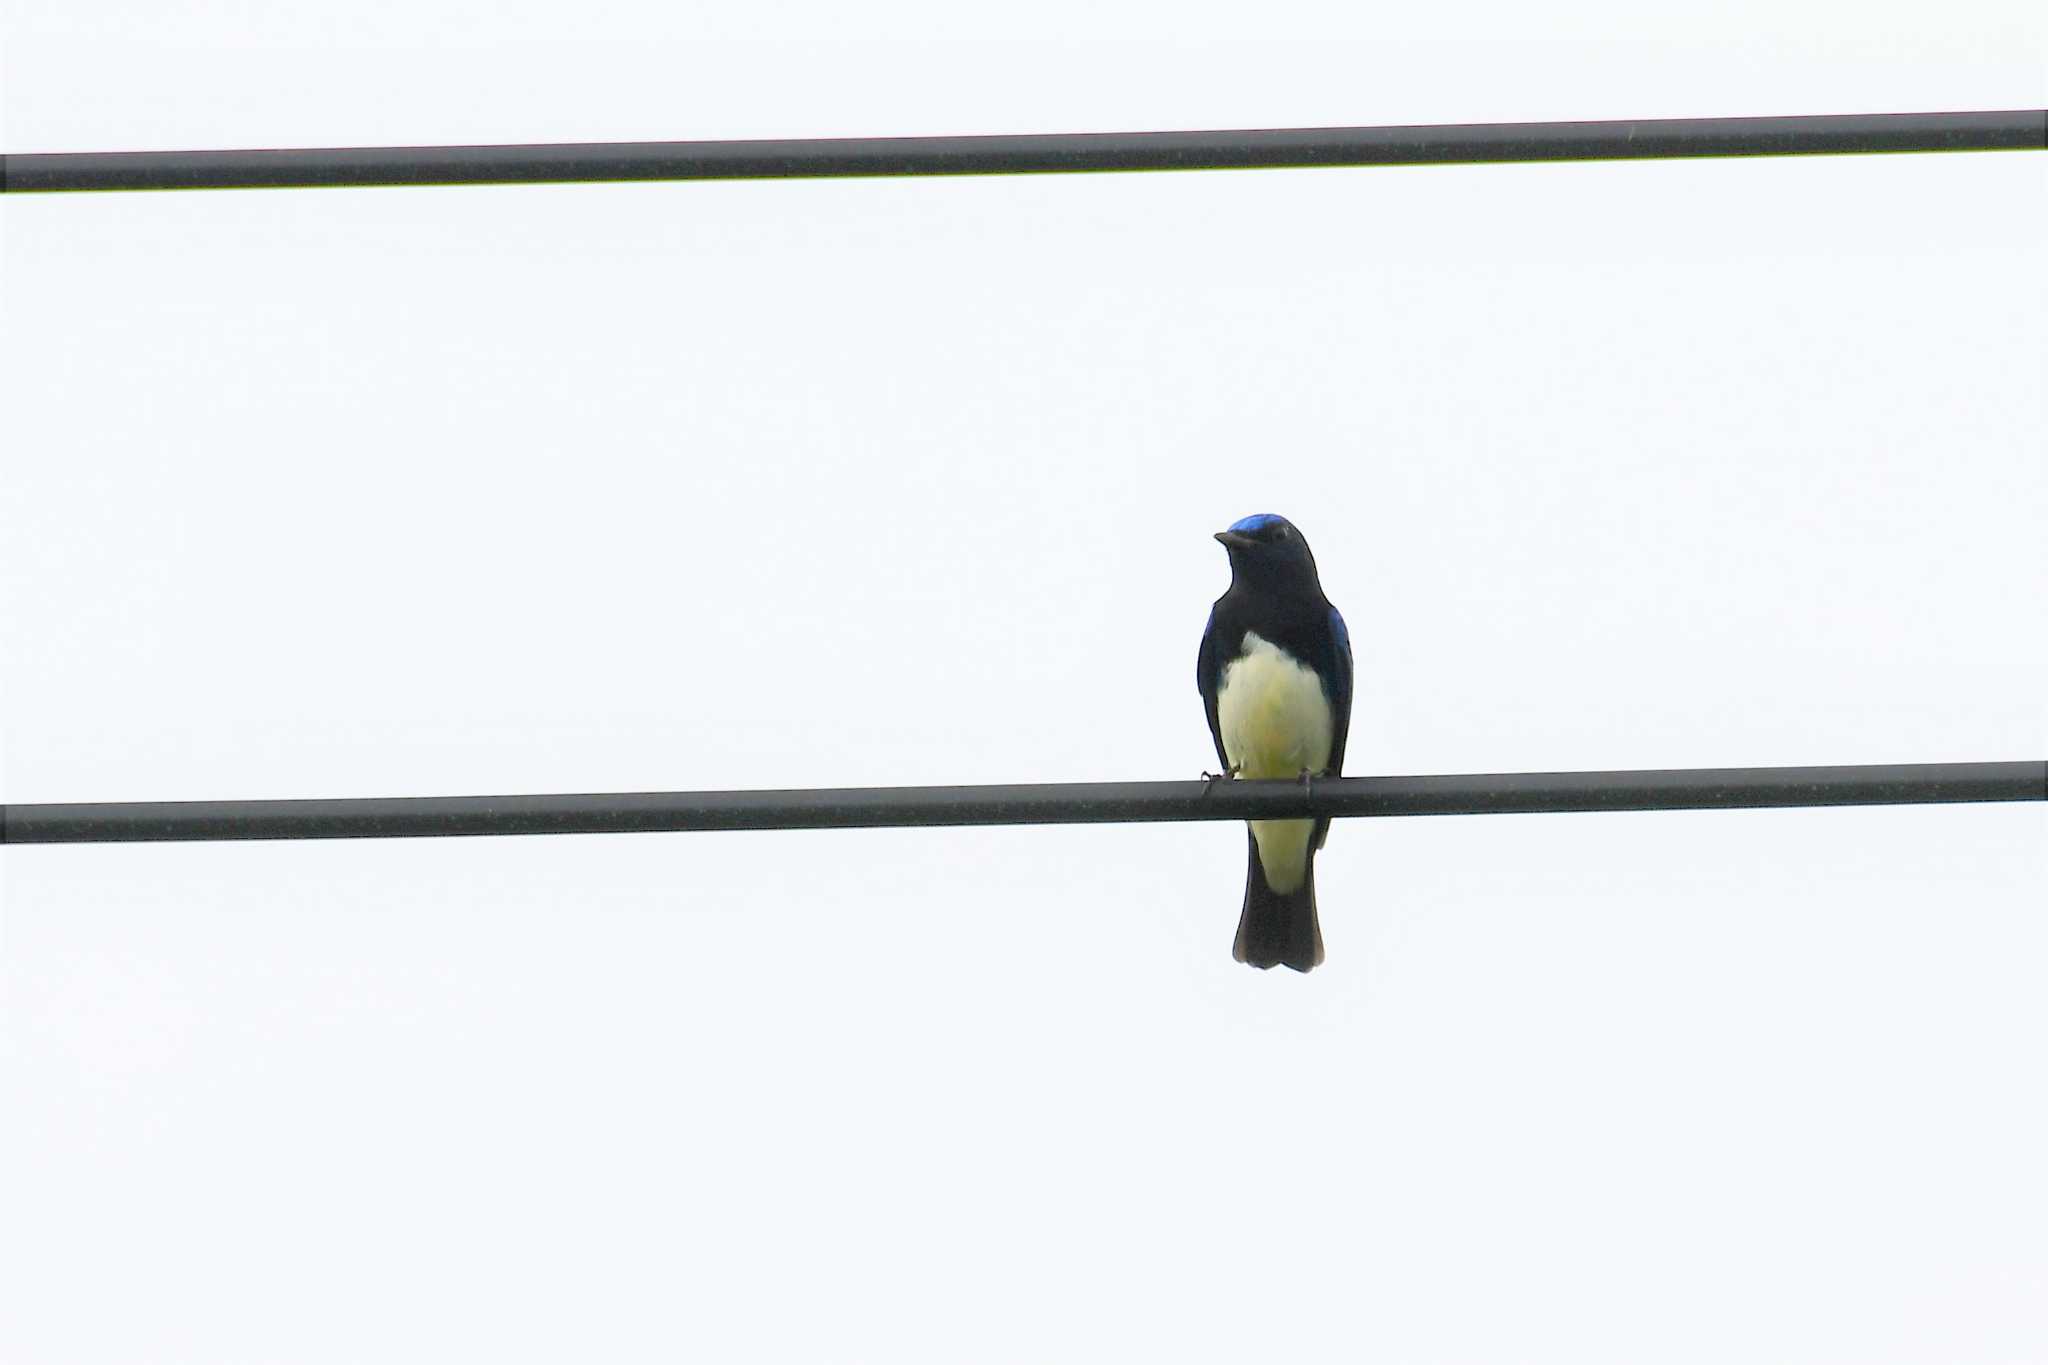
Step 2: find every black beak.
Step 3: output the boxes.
[1215,530,1254,551]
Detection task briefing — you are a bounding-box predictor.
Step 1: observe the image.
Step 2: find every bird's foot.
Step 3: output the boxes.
[1200,763,1243,794]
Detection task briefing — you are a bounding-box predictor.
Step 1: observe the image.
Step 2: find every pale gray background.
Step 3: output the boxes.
[4,2,2045,1361]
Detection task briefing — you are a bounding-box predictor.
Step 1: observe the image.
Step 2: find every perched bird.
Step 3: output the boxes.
[1197,514,1353,971]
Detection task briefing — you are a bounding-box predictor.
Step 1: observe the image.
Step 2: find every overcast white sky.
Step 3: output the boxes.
[4,3,2046,1362]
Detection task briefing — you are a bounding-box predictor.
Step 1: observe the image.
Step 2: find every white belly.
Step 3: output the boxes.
[1216,631,1334,894]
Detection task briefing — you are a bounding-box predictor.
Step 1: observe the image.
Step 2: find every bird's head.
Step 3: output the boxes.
[1214,513,1321,588]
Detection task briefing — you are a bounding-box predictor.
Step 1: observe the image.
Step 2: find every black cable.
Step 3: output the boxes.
[5,110,2041,194]
[2,761,2038,845]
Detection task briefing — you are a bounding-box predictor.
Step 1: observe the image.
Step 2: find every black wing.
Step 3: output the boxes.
[1196,602,1230,771]
[1323,603,1354,778]
[1312,602,1353,853]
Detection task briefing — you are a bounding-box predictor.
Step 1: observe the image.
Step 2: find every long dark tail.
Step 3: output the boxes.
[1232,830,1324,972]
